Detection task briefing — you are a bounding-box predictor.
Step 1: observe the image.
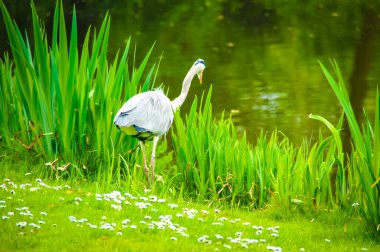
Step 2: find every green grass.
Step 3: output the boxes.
[1,162,378,252]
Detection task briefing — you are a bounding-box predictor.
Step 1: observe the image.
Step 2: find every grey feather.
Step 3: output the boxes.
[114,89,174,137]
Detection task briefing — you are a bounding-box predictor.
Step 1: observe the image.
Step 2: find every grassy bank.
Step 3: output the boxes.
[0,162,378,252]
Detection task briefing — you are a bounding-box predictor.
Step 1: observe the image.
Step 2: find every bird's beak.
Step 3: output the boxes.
[197,72,203,84]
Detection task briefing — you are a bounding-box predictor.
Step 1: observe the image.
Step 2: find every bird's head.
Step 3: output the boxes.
[194,59,206,84]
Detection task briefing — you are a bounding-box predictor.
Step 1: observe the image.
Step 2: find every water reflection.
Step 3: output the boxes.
[1,0,379,145]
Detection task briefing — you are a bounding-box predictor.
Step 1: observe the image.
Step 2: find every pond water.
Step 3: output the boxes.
[1,1,380,144]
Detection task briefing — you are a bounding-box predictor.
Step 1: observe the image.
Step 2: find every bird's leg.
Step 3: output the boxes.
[150,136,159,182]
[139,141,150,184]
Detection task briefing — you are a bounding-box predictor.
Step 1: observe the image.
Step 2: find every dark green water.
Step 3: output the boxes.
[1,1,380,144]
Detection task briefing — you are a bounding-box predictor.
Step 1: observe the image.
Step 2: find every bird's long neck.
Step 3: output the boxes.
[171,66,197,112]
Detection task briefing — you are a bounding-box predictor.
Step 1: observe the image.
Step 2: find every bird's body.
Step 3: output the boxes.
[113,89,173,141]
[114,59,206,184]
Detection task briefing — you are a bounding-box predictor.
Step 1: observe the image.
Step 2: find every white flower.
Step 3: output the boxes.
[144,188,151,194]
[197,237,207,243]
[78,218,88,223]
[212,222,223,225]
[29,223,41,229]
[231,238,241,243]
[111,204,122,211]
[215,234,224,239]
[16,222,27,228]
[20,184,31,189]
[352,202,359,207]
[267,245,282,252]
[149,196,158,202]
[135,202,150,209]
[179,232,189,237]
[245,239,258,244]
[252,225,263,230]
[168,203,178,209]
[235,232,243,237]
[241,243,248,248]
[99,223,114,230]
[201,210,209,215]
[39,182,51,188]
[20,211,33,217]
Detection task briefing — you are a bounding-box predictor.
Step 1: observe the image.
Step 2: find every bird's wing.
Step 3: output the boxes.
[114,90,174,136]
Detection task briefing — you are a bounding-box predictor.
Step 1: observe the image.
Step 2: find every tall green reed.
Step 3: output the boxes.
[171,87,335,209]
[0,1,155,177]
[317,60,379,231]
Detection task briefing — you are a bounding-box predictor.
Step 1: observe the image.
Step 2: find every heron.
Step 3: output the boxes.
[113,59,206,184]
